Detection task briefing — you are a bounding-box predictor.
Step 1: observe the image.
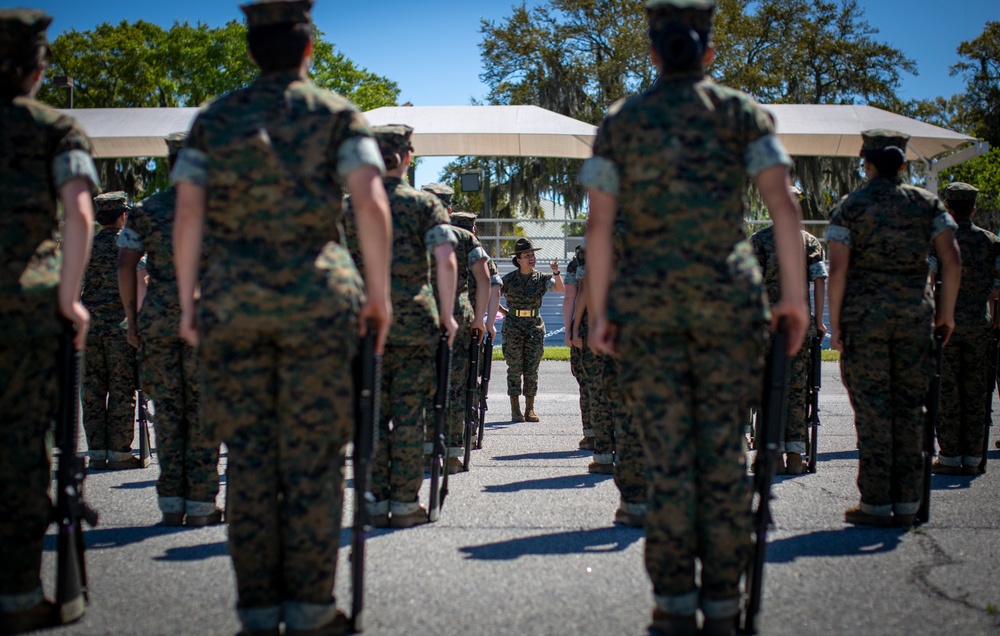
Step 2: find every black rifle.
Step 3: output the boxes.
[806,335,822,473]
[350,329,380,633]
[134,350,152,468]
[463,330,481,471]
[918,331,944,524]
[979,322,999,475]
[54,320,99,625]
[740,323,790,636]
[428,331,452,522]
[477,331,494,450]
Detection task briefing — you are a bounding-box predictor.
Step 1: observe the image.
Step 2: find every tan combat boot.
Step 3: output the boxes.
[510,396,525,422]
[524,396,539,422]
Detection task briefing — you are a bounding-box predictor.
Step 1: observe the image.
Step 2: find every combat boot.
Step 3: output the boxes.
[0,599,58,635]
[389,501,429,529]
[844,505,893,527]
[186,509,223,527]
[510,396,524,422]
[649,609,696,636]
[578,436,595,450]
[785,452,805,475]
[285,610,349,636]
[701,617,736,636]
[524,396,540,422]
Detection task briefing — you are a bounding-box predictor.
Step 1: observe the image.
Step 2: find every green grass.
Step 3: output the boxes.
[986,604,997,615]
[821,349,841,362]
[492,346,571,362]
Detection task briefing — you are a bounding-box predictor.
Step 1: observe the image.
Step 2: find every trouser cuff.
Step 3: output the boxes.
[860,501,893,516]
[0,587,43,613]
[962,455,982,467]
[593,453,614,464]
[283,602,338,630]
[583,428,595,436]
[784,441,807,455]
[893,501,920,515]
[367,499,389,516]
[701,596,741,620]
[654,591,698,617]
[390,500,423,515]
[186,500,218,517]
[158,496,185,514]
[237,605,281,631]
[447,446,464,458]
[937,455,962,467]
[618,498,647,515]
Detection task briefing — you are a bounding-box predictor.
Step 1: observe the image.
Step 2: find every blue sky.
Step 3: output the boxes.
[15,0,1000,183]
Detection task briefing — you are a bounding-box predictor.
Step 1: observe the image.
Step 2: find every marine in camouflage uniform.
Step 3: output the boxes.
[579,0,809,630]
[827,129,960,527]
[500,237,564,421]
[117,132,222,525]
[83,192,139,469]
[929,183,1000,474]
[0,8,99,630]
[362,126,457,526]
[170,2,391,632]
[750,218,828,473]
[564,247,595,448]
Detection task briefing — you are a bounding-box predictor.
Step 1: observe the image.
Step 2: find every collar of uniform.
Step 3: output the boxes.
[654,69,707,86]
[254,69,308,85]
[870,174,903,186]
[383,175,404,187]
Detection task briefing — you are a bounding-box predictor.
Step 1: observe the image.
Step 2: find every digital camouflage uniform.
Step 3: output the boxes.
[0,7,99,612]
[82,194,137,461]
[826,130,957,519]
[565,253,594,440]
[501,268,554,397]
[367,170,455,516]
[930,183,999,469]
[578,0,790,615]
[576,257,615,467]
[170,2,384,628]
[117,174,221,518]
[750,225,828,455]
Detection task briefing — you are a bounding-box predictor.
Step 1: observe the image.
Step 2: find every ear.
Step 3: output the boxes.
[649,45,663,72]
[703,45,715,67]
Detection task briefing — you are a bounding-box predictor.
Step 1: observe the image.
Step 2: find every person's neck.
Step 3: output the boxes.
[519,266,533,275]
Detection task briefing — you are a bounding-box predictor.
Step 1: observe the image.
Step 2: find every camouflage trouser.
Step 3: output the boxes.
[142,336,219,511]
[603,355,647,505]
[620,325,761,613]
[938,324,992,463]
[502,316,544,396]
[570,345,593,437]
[373,343,435,503]
[447,321,474,452]
[0,336,57,604]
[199,327,355,630]
[769,325,814,454]
[82,328,136,453]
[582,339,614,461]
[841,315,931,516]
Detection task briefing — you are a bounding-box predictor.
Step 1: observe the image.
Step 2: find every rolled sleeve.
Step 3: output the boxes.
[425,224,457,251]
[116,227,144,253]
[577,265,586,282]
[745,134,792,177]
[491,273,503,287]
[825,225,852,248]
[546,277,555,291]
[578,156,621,196]
[928,256,939,275]
[52,149,99,193]
[171,147,209,187]
[563,271,578,286]
[930,212,958,240]
[808,260,828,281]
[336,136,385,180]
[467,246,487,268]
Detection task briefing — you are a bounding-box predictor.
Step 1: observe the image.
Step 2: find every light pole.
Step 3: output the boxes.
[52,76,74,108]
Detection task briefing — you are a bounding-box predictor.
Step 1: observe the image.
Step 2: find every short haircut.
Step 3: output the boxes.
[0,44,45,99]
[946,199,974,217]
[247,22,312,73]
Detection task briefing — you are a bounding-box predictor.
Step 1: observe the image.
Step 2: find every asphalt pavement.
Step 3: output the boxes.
[42,360,1000,636]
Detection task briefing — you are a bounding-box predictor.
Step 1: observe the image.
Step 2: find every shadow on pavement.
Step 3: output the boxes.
[154,541,229,561]
[459,526,642,560]
[816,450,860,462]
[492,450,590,461]
[767,528,904,563]
[110,480,158,490]
[44,524,193,552]
[483,473,611,493]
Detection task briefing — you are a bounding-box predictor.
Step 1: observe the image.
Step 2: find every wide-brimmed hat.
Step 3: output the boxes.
[509,237,540,257]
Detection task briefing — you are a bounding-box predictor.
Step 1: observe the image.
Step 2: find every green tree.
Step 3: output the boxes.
[37,20,399,198]
[951,21,1000,146]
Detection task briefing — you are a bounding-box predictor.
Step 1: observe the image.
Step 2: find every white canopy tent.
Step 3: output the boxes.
[62,103,986,189]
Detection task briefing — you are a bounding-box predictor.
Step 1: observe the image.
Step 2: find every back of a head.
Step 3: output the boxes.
[241,0,314,72]
[94,191,130,226]
[373,124,413,172]
[860,129,909,179]
[645,0,714,74]
[942,182,979,219]
[0,9,51,100]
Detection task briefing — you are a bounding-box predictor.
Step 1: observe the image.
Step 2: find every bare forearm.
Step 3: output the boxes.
[117,249,142,324]
[487,286,501,329]
[827,246,848,332]
[562,285,577,335]
[349,167,392,306]
[434,248,458,324]
[584,189,617,320]
[58,178,94,308]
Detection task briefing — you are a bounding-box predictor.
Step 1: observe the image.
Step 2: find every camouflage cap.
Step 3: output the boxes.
[0,9,52,57]
[860,129,910,155]
[942,182,979,203]
[645,0,714,32]
[509,237,541,257]
[450,211,477,231]
[373,124,414,155]
[94,191,130,213]
[165,131,188,157]
[422,182,454,207]
[240,0,313,28]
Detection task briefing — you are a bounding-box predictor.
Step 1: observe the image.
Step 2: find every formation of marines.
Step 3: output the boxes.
[1,0,998,635]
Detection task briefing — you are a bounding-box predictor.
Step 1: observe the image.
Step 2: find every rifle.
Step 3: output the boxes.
[979,319,999,475]
[917,331,944,524]
[54,320,99,625]
[740,322,790,636]
[134,349,152,468]
[463,330,481,471]
[350,328,380,633]
[806,335,822,473]
[428,331,452,522]
[477,331,494,450]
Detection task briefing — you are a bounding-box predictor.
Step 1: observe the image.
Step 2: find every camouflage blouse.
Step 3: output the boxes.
[83,228,127,335]
[930,219,1000,329]
[750,226,828,306]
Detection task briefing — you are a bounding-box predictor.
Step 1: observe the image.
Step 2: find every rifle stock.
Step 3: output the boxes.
[981,304,999,475]
[807,336,822,473]
[918,332,944,524]
[477,332,494,450]
[428,332,452,522]
[463,330,481,471]
[740,323,790,636]
[55,320,98,625]
[135,352,151,468]
[350,329,379,633]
